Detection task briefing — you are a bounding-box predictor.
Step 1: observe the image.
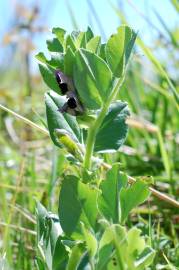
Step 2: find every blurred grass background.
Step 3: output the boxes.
[0,0,179,269]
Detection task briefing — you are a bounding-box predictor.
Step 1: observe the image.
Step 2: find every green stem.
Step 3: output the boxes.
[83,75,125,170]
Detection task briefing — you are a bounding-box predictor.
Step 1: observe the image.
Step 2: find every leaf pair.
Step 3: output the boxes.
[58,164,150,235]
[98,164,150,224]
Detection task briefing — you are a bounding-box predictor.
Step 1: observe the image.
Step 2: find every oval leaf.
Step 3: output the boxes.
[106,25,137,77]
[74,49,112,109]
[86,36,101,53]
[95,101,130,152]
[120,180,150,223]
[58,176,99,236]
[98,164,120,223]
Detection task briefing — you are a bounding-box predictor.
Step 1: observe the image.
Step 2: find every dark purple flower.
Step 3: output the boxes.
[67,97,77,109]
[55,70,85,116]
[55,70,68,95]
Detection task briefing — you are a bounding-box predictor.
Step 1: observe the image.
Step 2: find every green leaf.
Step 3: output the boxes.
[36,201,48,241]
[100,224,127,270]
[81,223,97,258]
[35,257,46,270]
[43,219,59,270]
[47,38,63,52]
[97,243,113,270]
[118,172,128,190]
[77,114,96,129]
[74,49,112,109]
[78,182,99,230]
[120,180,150,223]
[86,36,101,53]
[66,35,76,52]
[64,47,75,76]
[39,64,60,93]
[36,52,64,70]
[74,32,86,49]
[52,236,68,270]
[36,202,63,270]
[36,52,47,64]
[85,26,94,42]
[47,54,64,70]
[99,44,106,61]
[58,176,98,236]
[127,227,145,258]
[94,101,130,152]
[98,225,155,270]
[125,227,155,269]
[135,247,155,269]
[66,243,84,270]
[106,25,137,77]
[98,164,120,223]
[45,91,81,147]
[77,252,90,270]
[52,27,66,45]
[99,224,126,249]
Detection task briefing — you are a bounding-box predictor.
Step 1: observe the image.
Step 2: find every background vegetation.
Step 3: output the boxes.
[0,0,178,269]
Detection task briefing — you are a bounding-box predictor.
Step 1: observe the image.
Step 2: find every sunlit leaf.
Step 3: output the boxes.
[66,243,84,270]
[66,35,76,52]
[47,38,63,52]
[52,27,66,45]
[81,223,98,258]
[64,47,75,76]
[86,36,101,53]
[120,180,150,223]
[98,164,120,222]
[135,247,155,269]
[74,49,112,109]
[106,25,137,77]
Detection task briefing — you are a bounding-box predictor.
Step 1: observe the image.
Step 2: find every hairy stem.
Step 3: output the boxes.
[83,75,125,170]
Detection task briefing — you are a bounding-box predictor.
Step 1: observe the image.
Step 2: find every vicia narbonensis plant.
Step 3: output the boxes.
[35,26,155,270]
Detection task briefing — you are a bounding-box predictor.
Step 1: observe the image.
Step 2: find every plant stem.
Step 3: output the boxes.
[83,75,125,170]
[89,259,95,270]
